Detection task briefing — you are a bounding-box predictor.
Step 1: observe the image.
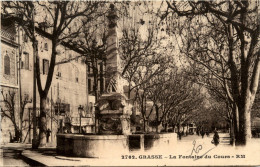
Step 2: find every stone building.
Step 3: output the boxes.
[0,17,99,145]
[0,18,20,144]
[19,29,98,144]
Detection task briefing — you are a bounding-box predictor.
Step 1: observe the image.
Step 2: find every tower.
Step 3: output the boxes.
[95,4,132,135]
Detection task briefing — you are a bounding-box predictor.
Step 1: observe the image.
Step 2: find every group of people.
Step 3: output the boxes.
[197,129,220,145]
[177,131,190,140]
[196,130,210,138]
[178,129,220,146]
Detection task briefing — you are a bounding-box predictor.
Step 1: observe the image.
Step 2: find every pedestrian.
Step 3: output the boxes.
[201,130,205,138]
[46,128,51,143]
[9,132,13,143]
[212,130,220,146]
[178,131,182,140]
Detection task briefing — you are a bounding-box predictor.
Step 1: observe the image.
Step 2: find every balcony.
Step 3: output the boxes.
[1,29,16,42]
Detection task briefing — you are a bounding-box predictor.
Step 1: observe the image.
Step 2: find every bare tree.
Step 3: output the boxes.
[132,55,171,132]
[252,84,260,118]
[2,1,102,146]
[162,1,259,145]
[0,90,31,142]
[148,70,204,132]
[185,63,238,144]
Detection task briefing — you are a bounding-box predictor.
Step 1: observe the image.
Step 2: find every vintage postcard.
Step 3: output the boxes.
[1,0,259,166]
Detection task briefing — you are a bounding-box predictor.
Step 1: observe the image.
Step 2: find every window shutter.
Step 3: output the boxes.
[40,42,43,52]
[4,55,10,75]
[42,59,49,75]
[24,34,28,42]
[46,60,49,74]
[21,61,24,69]
[24,53,29,70]
[44,43,48,51]
[88,79,91,92]
[21,53,24,69]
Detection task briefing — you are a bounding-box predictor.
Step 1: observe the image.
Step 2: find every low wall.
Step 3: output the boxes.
[57,133,177,158]
[129,133,177,153]
[57,134,128,158]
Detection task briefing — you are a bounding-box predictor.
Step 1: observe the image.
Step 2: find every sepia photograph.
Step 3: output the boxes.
[0,0,259,166]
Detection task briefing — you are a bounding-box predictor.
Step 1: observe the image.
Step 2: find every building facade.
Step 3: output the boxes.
[1,17,97,145]
[19,30,96,144]
[0,19,20,144]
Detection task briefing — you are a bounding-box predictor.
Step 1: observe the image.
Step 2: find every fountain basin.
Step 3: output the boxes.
[129,133,177,153]
[57,133,177,158]
[57,134,128,158]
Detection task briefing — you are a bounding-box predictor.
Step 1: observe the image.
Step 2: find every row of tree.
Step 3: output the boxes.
[1,1,259,147]
[160,0,259,145]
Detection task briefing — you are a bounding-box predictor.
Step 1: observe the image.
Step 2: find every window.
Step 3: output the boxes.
[24,34,28,42]
[76,77,79,83]
[23,53,29,70]
[100,78,104,94]
[56,72,61,79]
[99,62,103,74]
[88,64,91,73]
[55,103,70,116]
[40,42,43,52]
[43,59,49,75]
[4,55,10,75]
[80,59,84,64]
[44,43,48,51]
[88,79,92,92]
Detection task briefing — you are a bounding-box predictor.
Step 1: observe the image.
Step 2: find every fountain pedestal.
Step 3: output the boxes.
[96,4,132,135]
[97,93,131,135]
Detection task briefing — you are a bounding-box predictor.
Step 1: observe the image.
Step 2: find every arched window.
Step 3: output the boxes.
[44,43,48,51]
[4,55,10,75]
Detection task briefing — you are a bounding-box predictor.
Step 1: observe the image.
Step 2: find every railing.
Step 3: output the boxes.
[1,29,15,41]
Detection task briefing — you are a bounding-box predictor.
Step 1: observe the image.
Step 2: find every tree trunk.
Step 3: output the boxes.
[177,124,180,133]
[155,105,159,133]
[236,96,252,145]
[230,119,235,146]
[14,124,21,142]
[243,109,251,144]
[19,112,23,142]
[232,104,240,145]
[242,99,252,144]
[156,125,158,133]
[93,60,99,102]
[143,119,148,133]
[165,123,168,132]
[128,84,131,99]
[172,124,176,133]
[38,97,47,147]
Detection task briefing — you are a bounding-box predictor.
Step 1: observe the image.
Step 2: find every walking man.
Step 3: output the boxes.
[46,128,51,143]
[213,130,220,146]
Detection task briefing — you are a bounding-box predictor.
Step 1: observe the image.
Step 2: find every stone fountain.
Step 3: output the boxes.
[56,4,132,158]
[96,4,132,136]
[56,4,177,158]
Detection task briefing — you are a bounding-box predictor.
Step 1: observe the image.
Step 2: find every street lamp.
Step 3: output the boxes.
[78,105,84,134]
[56,98,61,133]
